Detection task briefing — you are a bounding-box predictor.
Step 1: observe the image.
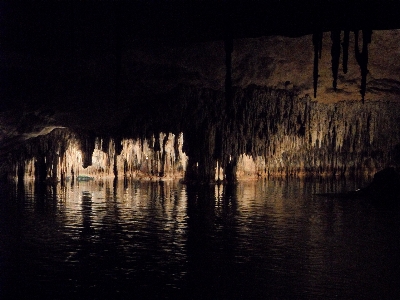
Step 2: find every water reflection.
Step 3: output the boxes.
[0,178,400,299]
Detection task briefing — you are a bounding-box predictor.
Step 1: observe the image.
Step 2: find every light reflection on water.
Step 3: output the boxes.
[1,178,400,299]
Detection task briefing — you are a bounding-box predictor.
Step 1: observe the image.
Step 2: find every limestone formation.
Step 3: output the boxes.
[2,21,400,184]
[3,86,400,184]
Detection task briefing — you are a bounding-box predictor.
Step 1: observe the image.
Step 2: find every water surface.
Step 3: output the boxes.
[1,178,399,299]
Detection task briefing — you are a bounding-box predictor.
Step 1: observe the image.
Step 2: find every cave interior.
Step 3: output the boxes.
[2,0,400,184]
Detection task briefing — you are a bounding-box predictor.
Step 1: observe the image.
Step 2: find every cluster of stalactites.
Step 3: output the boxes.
[113,133,188,180]
[10,128,74,184]
[181,84,400,181]
[313,30,372,102]
[10,130,188,184]
[233,97,400,178]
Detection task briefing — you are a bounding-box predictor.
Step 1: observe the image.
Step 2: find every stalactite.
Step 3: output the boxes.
[225,37,233,113]
[79,133,96,168]
[224,157,237,184]
[114,137,123,156]
[34,154,47,183]
[113,137,122,177]
[354,30,373,103]
[5,82,400,184]
[17,160,25,185]
[318,33,323,59]
[342,30,350,74]
[312,32,323,98]
[113,150,119,178]
[202,86,400,178]
[160,134,169,177]
[331,30,341,91]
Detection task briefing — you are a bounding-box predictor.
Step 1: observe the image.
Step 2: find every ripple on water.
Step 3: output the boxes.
[0,178,399,299]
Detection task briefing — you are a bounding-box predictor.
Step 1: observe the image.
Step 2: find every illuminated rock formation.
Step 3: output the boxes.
[160,90,396,180]
[4,130,187,184]
[3,85,400,184]
[2,2,400,185]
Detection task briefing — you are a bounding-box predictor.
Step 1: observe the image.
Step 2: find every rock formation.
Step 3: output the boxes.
[316,167,400,204]
[3,85,400,184]
[2,1,400,184]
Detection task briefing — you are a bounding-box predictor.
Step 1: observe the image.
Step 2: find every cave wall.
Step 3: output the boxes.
[118,30,400,104]
[3,27,400,184]
[4,130,187,183]
[181,86,400,181]
[3,86,400,184]
[235,94,400,178]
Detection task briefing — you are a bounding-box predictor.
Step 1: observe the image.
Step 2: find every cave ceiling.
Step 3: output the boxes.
[1,0,400,143]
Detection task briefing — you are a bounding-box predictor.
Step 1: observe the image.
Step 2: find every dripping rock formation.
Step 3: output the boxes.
[2,2,400,184]
[2,87,400,184]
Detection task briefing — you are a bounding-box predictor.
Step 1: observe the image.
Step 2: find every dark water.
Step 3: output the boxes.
[1,178,400,299]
